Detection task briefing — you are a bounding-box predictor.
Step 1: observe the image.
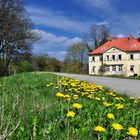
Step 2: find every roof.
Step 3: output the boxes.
[89,36,140,55]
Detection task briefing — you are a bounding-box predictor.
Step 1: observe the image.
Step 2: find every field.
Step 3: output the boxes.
[0,72,140,140]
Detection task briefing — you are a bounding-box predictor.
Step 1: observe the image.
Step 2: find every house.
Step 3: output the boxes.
[88,35,140,76]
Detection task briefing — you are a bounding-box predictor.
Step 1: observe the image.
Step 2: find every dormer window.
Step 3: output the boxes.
[130,54,133,60]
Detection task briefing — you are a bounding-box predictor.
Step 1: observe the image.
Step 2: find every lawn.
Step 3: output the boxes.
[0,72,140,140]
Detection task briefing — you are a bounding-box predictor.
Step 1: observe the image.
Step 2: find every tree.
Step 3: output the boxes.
[64,41,88,73]
[0,0,38,76]
[90,24,110,49]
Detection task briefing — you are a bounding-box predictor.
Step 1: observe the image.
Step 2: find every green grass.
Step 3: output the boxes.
[0,72,60,140]
[0,72,140,140]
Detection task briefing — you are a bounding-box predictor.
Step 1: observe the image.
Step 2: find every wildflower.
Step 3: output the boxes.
[138,97,140,100]
[66,111,75,118]
[112,123,123,131]
[127,127,138,137]
[73,95,79,100]
[46,84,51,87]
[87,94,93,99]
[130,96,135,99]
[64,94,71,98]
[107,113,115,119]
[56,92,64,98]
[103,102,112,107]
[95,97,101,101]
[72,103,82,109]
[94,125,106,132]
[134,100,138,104]
[115,104,124,109]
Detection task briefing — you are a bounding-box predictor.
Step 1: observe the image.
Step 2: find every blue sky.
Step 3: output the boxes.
[26,0,140,60]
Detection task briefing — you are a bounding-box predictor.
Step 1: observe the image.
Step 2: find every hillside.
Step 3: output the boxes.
[0,72,140,139]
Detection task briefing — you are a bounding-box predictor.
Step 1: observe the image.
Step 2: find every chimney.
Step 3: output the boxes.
[128,34,134,41]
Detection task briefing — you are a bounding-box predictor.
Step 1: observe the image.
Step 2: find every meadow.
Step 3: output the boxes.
[0,72,140,140]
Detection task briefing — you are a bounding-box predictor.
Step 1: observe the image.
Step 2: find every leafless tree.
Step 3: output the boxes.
[0,0,38,76]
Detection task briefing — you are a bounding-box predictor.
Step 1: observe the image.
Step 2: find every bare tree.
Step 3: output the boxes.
[0,0,38,76]
[64,41,88,73]
[90,24,110,49]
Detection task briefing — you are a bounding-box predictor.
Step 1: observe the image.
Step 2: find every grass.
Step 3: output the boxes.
[0,72,140,140]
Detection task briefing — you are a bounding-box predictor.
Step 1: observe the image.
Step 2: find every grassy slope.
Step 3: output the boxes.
[0,72,140,140]
[0,72,61,140]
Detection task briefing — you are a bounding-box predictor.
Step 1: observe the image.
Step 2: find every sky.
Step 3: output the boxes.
[26,0,140,60]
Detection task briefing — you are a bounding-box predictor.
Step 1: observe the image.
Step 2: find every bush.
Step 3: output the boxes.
[16,61,33,73]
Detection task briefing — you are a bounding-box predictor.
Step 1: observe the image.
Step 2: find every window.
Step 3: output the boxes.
[105,66,110,71]
[92,57,95,61]
[130,65,134,72]
[112,55,115,60]
[106,55,109,61]
[112,65,116,71]
[118,55,122,60]
[118,65,123,71]
[130,54,134,60]
[92,66,95,72]
[100,56,103,61]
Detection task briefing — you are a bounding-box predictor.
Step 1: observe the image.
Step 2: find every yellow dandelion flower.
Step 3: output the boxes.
[115,104,124,109]
[56,92,64,98]
[103,102,112,107]
[127,127,138,137]
[134,100,138,104]
[73,95,79,100]
[94,125,106,132]
[66,111,75,118]
[107,113,115,119]
[112,123,123,131]
[130,96,135,99]
[72,103,82,109]
[64,94,71,98]
[95,97,101,101]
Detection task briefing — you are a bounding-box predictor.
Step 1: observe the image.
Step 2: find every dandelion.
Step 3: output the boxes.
[94,125,106,132]
[72,103,82,109]
[107,113,115,119]
[127,127,138,137]
[95,97,101,101]
[73,94,79,100]
[56,92,64,98]
[66,111,75,118]
[112,123,123,131]
[130,96,135,99]
[115,103,124,109]
[103,102,112,107]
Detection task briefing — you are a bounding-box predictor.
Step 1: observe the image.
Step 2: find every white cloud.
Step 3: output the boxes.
[32,29,82,60]
[116,34,124,38]
[27,6,89,33]
[26,6,109,33]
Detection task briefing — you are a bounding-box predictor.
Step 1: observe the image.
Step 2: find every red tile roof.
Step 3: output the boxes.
[89,36,140,55]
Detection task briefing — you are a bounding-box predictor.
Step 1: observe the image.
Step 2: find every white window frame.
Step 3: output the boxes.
[112,65,116,71]
[118,65,123,71]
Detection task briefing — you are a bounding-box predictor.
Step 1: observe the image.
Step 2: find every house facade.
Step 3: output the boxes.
[89,36,140,76]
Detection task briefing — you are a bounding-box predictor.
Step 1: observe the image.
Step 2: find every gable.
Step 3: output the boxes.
[104,46,125,54]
